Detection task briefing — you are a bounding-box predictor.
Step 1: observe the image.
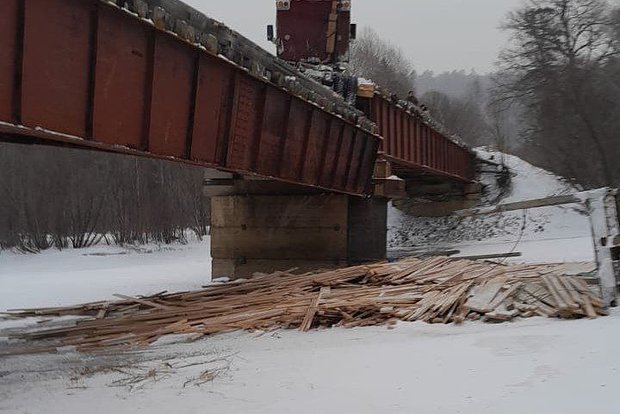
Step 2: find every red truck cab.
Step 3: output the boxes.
[271,0,355,64]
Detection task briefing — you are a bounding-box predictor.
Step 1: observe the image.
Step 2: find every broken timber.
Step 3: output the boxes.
[454,188,620,307]
[4,256,608,354]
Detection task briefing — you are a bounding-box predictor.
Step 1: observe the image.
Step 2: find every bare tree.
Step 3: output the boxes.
[349,27,416,97]
[0,143,210,253]
[421,87,491,148]
[612,7,620,41]
[495,0,619,188]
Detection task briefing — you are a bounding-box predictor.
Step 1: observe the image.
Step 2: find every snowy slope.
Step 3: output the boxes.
[475,148,576,203]
[388,149,593,263]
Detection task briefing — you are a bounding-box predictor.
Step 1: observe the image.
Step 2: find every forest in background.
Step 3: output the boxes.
[0,144,209,253]
[350,0,620,189]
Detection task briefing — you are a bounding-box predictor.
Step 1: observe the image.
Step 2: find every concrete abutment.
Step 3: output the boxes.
[210,193,387,279]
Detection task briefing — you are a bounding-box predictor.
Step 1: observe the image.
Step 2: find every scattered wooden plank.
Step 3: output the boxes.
[456,252,522,261]
[4,257,607,354]
[300,295,320,332]
[487,283,524,312]
[464,282,503,313]
[582,297,598,319]
[112,294,177,311]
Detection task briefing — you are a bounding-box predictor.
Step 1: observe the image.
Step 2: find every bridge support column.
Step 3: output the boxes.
[210,194,387,279]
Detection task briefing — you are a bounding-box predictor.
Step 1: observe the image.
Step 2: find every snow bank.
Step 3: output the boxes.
[1,311,619,414]
[476,148,576,203]
[0,238,211,313]
[388,149,593,264]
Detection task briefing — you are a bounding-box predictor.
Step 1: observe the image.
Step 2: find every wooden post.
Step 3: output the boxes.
[453,188,620,307]
[586,188,620,307]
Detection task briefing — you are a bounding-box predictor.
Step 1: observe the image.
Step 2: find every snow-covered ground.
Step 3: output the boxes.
[0,238,211,312]
[476,148,577,204]
[388,148,594,264]
[1,313,619,414]
[388,203,595,263]
[0,150,616,413]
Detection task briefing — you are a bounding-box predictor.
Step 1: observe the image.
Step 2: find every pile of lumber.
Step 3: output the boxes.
[4,257,606,352]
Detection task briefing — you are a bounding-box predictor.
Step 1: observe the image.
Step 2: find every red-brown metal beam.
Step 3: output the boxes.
[360,94,475,183]
[0,0,381,197]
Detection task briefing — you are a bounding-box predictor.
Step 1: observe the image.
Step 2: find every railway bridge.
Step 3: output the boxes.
[0,0,477,277]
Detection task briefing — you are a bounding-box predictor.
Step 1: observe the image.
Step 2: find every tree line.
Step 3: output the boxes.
[350,0,620,190]
[349,28,507,149]
[0,144,209,253]
[496,0,620,189]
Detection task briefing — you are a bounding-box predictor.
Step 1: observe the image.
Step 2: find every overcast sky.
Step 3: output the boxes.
[183,0,524,74]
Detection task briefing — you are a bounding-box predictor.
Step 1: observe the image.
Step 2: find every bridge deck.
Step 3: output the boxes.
[358,94,475,183]
[0,0,475,194]
[0,0,380,196]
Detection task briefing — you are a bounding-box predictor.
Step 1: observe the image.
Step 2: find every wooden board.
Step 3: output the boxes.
[465,282,503,313]
[4,257,607,354]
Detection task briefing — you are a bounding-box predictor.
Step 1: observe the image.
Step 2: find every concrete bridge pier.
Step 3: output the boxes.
[393,181,481,217]
[375,160,481,218]
[207,177,387,279]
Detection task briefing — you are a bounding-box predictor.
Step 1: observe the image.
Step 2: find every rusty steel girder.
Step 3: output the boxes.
[359,94,476,183]
[0,0,381,196]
